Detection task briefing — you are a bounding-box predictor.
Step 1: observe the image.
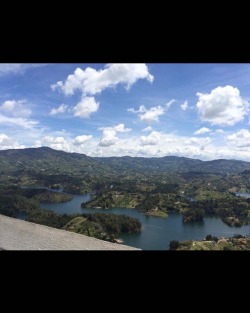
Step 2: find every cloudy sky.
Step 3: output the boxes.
[0,63,250,160]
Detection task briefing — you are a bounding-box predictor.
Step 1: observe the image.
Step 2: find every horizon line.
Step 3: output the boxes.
[0,146,249,163]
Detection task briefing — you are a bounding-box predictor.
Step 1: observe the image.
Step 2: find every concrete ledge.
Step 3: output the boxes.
[0,214,140,250]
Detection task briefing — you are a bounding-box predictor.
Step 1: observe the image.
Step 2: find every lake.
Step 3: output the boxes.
[236,192,250,199]
[40,193,250,250]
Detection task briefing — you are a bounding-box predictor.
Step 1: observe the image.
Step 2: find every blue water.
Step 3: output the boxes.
[236,192,250,199]
[40,193,250,250]
[41,194,91,214]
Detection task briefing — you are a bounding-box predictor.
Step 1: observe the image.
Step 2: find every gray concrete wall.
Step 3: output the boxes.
[0,214,140,250]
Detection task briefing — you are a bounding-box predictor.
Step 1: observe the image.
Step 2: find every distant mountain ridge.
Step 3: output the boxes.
[0,146,250,174]
[0,146,94,174]
[95,154,250,174]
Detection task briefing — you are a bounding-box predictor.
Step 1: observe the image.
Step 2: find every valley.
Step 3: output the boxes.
[1,147,250,249]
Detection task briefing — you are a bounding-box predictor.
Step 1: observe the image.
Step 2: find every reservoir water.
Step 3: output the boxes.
[40,193,250,250]
[236,192,250,199]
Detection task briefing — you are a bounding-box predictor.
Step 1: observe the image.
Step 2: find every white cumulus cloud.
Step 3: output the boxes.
[51,63,154,96]
[227,129,250,147]
[51,64,153,119]
[140,131,161,146]
[99,130,118,147]
[49,104,68,115]
[196,85,248,126]
[181,100,188,110]
[73,96,99,118]
[128,105,165,124]
[0,100,31,118]
[194,127,211,135]
[86,132,215,159]
[73,135,92,146]
[42,136,69,151]
[98,123,131,147]
[185,137,211,151]
[27,129,250,161]
[99,123,131,133]
[138,106,165,124]
[142,126,153,132]
[0,133,25,150]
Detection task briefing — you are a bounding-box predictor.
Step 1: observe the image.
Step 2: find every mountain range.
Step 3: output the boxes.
[0,146,250,175]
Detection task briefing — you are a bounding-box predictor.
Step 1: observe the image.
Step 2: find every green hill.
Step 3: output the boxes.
[1,147,250,195]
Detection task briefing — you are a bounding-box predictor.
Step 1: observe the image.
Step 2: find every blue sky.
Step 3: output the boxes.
[0,63,250,160]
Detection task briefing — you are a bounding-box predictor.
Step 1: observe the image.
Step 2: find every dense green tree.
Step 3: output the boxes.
[205,235,218,242]
[183,208,205,223]
[169,240,180,250]
[234,234,244,239]
[206,234,212,241]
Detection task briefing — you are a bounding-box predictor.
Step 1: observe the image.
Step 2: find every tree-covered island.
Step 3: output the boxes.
[1,147,250,244]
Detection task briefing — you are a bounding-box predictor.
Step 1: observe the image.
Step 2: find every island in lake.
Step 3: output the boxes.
[1,147,250,248]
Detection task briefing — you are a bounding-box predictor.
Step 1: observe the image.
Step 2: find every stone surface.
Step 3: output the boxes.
[0,214,140,250]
